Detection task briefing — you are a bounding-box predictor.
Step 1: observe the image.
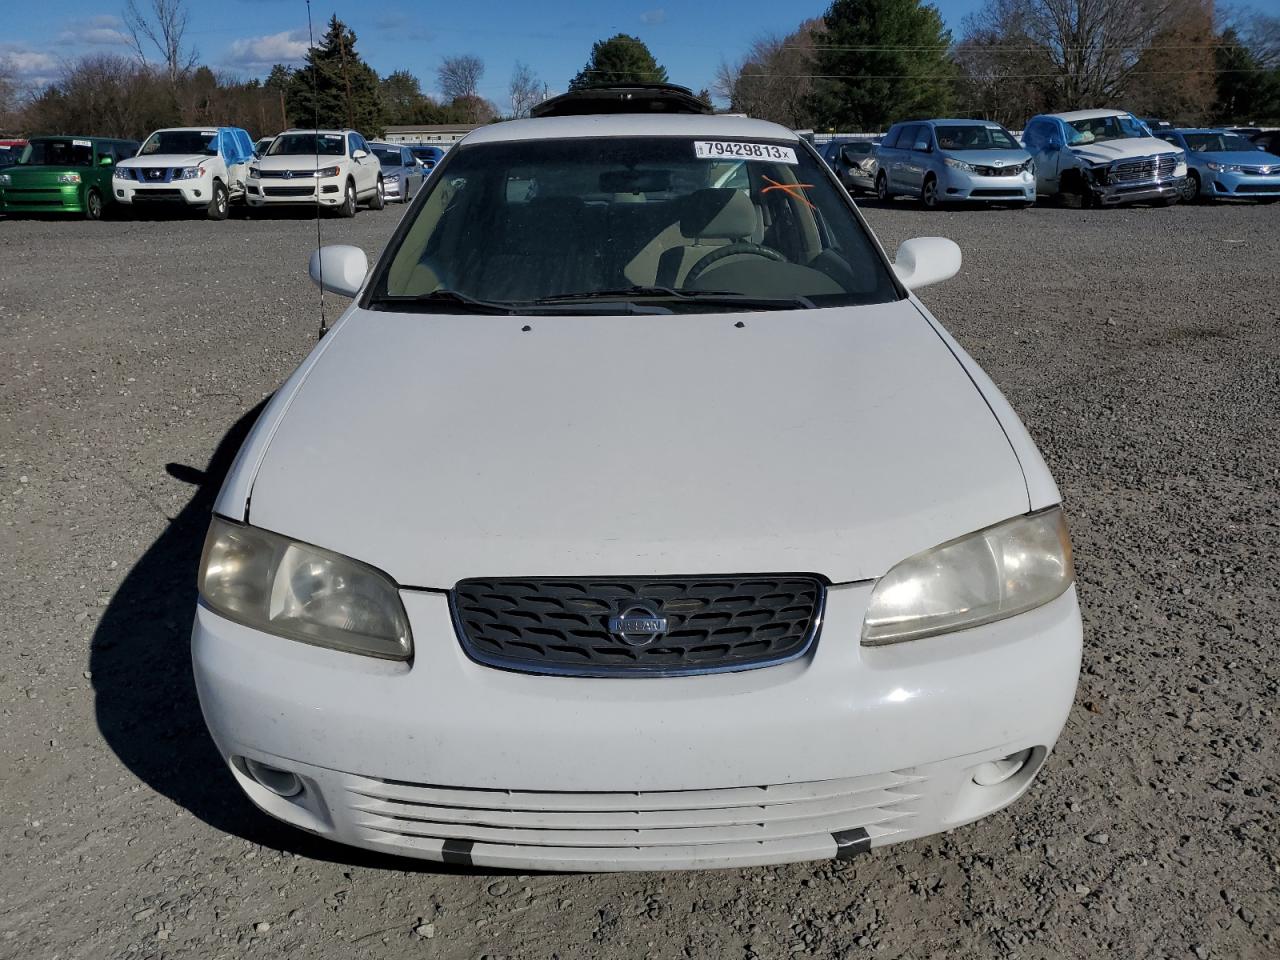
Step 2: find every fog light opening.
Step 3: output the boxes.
[243,758,304,798]
[972,748,1033,787]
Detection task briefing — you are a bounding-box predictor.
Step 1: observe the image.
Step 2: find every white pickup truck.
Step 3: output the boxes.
[1022,109,1186,207]
[113,126,256,220]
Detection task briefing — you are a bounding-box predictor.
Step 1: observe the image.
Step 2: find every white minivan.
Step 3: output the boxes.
[193,85,1082,872]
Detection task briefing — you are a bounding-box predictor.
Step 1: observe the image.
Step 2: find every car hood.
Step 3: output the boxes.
[247,300,1030,587]
[942,149,1030,166]
[1069,137,1182,164]
[1193,150,1280,168]
[118,154,209,169]
[256,154,344,170]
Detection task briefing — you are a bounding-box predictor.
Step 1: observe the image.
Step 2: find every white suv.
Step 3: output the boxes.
[1023,109,1187,207]
[114,126,255,219]
[246,129,384,216]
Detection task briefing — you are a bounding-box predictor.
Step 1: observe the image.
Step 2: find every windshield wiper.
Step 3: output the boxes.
[370,290,517,315]
[531,287,818,311]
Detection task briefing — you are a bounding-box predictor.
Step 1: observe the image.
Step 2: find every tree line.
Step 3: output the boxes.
[717,0,1280,130]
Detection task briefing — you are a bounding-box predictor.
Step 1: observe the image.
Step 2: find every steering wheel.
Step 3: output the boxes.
[684,241,786,286]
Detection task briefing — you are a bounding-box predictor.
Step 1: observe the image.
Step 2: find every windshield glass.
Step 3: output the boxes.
[371,145,403,166]
[141,130,218,156]
[1065,114,1146,145]
[17,139,95,166]
[935,124,1020,150]
[269,133,345,156]
[1182,132,1258,153]
[374,136,898,313]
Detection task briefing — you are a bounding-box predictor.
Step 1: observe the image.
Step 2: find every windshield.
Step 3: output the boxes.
[935,124,1020,151]
[371,145,403,166]
[1183,132,1258,153]
[141,130,218,156]
[269,133,345,156]
[1065,114,1147,145]
[17,139,95,167]
[374,136,898,313]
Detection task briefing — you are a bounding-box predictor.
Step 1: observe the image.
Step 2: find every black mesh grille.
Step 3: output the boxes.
[451,576,825,677]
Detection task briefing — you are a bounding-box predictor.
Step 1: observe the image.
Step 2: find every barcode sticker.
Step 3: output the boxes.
[73,139,92,147]
[694,141,798,163]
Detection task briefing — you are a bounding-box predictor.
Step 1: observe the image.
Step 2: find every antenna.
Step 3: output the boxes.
[305,0,327,339]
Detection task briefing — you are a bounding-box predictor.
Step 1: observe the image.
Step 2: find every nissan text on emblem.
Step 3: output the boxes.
[607,603,668,647]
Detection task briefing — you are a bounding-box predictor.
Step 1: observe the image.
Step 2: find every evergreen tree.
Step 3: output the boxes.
[808,0,955,130]
[1214,29,1280,122]
[287,16,383,134]
[569,34,668,89]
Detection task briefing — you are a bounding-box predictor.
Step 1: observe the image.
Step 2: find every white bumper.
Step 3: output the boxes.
[245,174,345,206]
[193,582,1082,871]
[114,176,211,206]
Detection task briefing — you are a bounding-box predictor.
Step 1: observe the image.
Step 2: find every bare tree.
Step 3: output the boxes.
[715,20,821,127]
[123,0,196,85]
[508,61,541,118]
[437,54,484,102]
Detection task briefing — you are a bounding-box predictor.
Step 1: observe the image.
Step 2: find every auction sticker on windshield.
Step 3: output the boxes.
[695,141,798,163]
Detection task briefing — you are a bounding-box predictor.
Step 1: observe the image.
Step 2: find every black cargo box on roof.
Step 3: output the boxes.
[531,83,713,119]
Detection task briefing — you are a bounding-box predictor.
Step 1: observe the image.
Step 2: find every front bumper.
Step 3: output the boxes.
[115,179,209,206]
[941,169,1035,202]
[0,183,85,214]
[1091,173,1185,205]
[193,582,1083,871]
[245,176,345,206]
[1205,169,1280,198]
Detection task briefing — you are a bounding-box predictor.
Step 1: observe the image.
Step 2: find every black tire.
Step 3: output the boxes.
[206,181,229,221]
[337,179,356,218]
[1056,173,1092,209]
[1179,172,1200,203]
[84,188,104,221]
[368,176,385,210]
[921,175,941,209]
[876,172,890,202]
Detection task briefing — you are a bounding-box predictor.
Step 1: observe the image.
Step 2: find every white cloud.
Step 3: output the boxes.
[57,15,131,47]
[640,8,667,25]
[224,30,310,69]
[0,46,60,84]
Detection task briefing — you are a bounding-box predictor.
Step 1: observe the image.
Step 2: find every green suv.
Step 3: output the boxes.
[0,136,140,219]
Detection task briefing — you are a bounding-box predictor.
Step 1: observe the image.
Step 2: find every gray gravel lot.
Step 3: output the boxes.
[1,198,1277,960]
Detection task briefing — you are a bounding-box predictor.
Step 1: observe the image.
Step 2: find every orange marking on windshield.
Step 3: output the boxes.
[761,175,817,209]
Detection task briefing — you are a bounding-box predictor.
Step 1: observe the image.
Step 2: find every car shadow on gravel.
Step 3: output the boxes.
[89,401,503,876]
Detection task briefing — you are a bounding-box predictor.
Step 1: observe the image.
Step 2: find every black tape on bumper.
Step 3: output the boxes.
[832,827,871,860]
[440,839,474,867]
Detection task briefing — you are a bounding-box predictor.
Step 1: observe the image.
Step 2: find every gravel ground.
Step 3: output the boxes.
[0,197,1276,960]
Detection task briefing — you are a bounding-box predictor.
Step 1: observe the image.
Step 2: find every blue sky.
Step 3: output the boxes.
[3,0,996,104]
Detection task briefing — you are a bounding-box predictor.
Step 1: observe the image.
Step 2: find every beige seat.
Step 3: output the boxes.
[624,189,762,288]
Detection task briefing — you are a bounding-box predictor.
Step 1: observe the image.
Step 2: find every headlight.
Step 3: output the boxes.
[861,507,1073,646]
[174,166,205,180]
[943,157,975,173]
[112,167,131,180]
[1022,159,1035,175]
[0,173,10,185]
[316,165,341,178]
[57,173,82,184]
[1206,162,1242,173]
[198,517,412,660]
[248,164,260,178]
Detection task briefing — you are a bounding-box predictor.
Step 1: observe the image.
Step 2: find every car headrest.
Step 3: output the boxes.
[680,188,757,240]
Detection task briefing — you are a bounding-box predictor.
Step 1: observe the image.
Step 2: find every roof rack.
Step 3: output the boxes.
[531,83,713,119]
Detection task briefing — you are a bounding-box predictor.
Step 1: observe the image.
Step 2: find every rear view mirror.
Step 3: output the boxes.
[309,244,369,297]
[600,169,671,193]
[893,237,962,291]
[352,149,368,160]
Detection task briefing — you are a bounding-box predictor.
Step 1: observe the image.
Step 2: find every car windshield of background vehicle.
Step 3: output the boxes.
[15,139,94,167]
[269,133,345,157]
[935,125,1020,150]
[141,130,218,156]
[1183,133,1257,153]
[1066,114,1147,145]
[371,146,403,166]
[374,136,899,314]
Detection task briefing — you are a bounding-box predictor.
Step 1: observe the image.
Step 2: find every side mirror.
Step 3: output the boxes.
[351,149,367,160]
[893,237,962,291]
[100,155,113,166]
[309,244,368,297]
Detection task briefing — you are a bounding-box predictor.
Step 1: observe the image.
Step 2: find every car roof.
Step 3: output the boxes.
[460,113,798,146]
[1045,109,1128,122]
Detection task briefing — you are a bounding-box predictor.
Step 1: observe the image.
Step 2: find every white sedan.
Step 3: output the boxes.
[193,87,1082,872]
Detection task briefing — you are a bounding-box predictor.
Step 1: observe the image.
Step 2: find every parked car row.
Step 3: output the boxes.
[820,110,1280,208]
[0,126,443,220]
